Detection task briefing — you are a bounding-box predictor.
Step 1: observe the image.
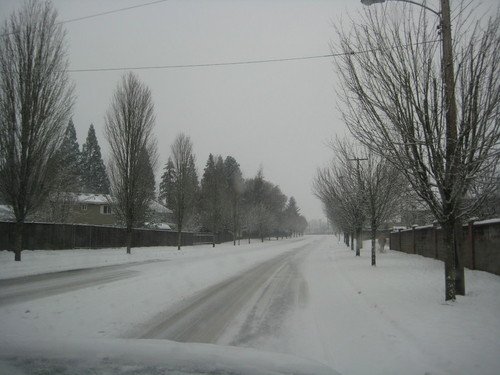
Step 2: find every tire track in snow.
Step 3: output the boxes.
[0,260,163,306]
[135,244,310,344]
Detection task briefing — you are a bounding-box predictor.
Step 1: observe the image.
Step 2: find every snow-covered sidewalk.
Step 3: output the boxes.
[281,238,500,375]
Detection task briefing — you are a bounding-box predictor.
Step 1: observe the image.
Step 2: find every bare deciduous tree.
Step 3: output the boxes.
[315,137,403,263]
[358,149,403,266]
[335,3,499,300]
[105,72,158,254]
[0,0,74,261]
[314,140,366,256]
[170,133,198,250]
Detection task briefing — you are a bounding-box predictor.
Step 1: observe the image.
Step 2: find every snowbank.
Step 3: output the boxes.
[0,336,337,375]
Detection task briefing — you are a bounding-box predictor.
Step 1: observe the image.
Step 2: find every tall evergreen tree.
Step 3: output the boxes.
[185,154,200,231]
[223,156,244,245]
[243,169,286,242]
[200,154,225,246]
[57,119,82,191]
[284,196,301,237]
[160,157,176,208]
[37,119,82,223]
[81,124,110,194]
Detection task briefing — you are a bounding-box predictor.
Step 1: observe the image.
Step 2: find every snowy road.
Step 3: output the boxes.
[138,245,309,343]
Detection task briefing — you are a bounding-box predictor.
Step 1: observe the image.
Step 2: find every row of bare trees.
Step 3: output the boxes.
[313,138,403,266]
[325,0,499,300]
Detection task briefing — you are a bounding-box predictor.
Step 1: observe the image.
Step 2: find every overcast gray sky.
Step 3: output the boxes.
[1,0,497,221]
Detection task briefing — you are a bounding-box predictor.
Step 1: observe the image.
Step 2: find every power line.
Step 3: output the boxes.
[67,53,338,72]
[1,0,170,37]
[67,39,441,73]
[1,0,441,72]
[58,0,170,25]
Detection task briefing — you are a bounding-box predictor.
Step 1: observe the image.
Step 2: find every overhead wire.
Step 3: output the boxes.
[0,0,170,37]
[67,54,338,72]
[67,39,441,72]
[0,0,441,72]
[57,0,170,25]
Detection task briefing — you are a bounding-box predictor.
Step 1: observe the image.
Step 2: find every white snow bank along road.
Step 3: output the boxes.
[0,337,338,375]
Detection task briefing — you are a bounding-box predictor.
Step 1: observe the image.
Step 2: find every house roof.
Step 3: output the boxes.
[76,194,111,205]
[76,194,172,214]
[149,200,172,214]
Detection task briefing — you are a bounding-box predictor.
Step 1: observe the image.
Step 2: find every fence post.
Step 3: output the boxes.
[412,224,417,254]
[398,229,402,252]
[433,221,438,259]
[468,218,476,270]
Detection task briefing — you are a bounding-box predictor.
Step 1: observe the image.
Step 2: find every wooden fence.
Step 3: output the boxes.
[0,221,231,250]
[389,219,500,276]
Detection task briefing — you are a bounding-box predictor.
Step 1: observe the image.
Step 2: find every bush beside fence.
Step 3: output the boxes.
[0,221,229,251]
[389,220,500,276]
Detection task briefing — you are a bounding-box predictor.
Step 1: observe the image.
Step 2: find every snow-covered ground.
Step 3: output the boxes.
[0,236,499,375]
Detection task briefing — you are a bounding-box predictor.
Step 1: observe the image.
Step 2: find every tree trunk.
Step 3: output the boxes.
[14,221,24,261]
[177,229,182,250]
[233,224,236,246]
[371,226,376,266]
[355,227,361,256]
[442,219,465,300]
[126,227,132,254]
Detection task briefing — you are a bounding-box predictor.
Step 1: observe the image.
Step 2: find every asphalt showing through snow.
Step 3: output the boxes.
[0,260,165,306]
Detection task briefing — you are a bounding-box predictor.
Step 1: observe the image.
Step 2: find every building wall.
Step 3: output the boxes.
[73,203,117,226]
